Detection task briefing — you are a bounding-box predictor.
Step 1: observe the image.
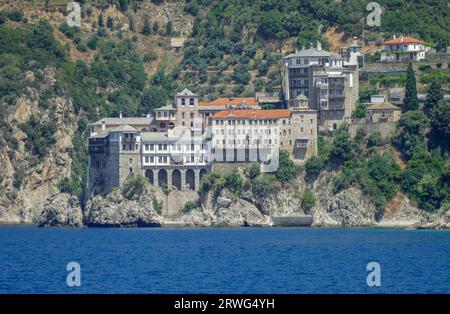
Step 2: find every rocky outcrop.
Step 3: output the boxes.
[85,186,164,227]
[38,193,83,227]
[179,189,272,227]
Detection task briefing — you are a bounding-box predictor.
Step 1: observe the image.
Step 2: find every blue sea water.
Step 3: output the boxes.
[0,226,449,294]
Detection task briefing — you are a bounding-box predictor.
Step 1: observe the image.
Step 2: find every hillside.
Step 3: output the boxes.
[0,0,449,225]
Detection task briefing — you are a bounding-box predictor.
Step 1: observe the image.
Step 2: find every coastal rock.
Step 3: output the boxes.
[38,193,83,227]
[216,196,232,208]
[85,187,164,227]
[212,190,272,227]
[314,187,376,227]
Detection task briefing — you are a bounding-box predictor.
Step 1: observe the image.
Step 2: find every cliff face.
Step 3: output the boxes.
[0,67,80,224]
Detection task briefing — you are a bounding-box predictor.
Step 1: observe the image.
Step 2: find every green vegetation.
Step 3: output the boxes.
[301,189,316,211]
[403,63,418,112]
[122,174,147,200]
[19,115,57,158]
[353,102,366,119]
[423,79,443,116]
[200,169,243,195]
[275,150,299,182]
[181,201,200,214]
[152,197,163,215]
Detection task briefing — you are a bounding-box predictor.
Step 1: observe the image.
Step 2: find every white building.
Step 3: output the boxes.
[381,36,426,62]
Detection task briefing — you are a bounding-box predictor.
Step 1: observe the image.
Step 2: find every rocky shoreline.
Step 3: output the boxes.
[2,169,449,230]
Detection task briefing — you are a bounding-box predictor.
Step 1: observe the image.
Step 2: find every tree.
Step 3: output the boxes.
[139,86,168,114]
[258,11,283,38]
[275,150,298,182]
[128,16,135,32]
[330,126,353,161]
[393,110,429,160]
[165,21,173,36]
[429,99,450,151]
[122,174,147,200]
[423,79,443,116]
[106,16,113,29]
[304,156,323,181]
[98,14,104,28]
[403,62,418,112]
[142,17,151,35]
[353,102,366,118]
[117,0,128,12]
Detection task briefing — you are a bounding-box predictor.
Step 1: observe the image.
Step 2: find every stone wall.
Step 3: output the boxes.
[348,121,397,139]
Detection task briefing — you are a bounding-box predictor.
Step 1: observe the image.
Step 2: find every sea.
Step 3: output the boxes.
[0,226,449,294]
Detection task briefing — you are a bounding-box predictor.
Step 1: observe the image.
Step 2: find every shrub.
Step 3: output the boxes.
[87,36,98,49]
[250,174,275,199]
[367,132,382,147]
[304,156,323,181]
[181,201,200,214]
[13,167,25,189]
[301,190,316,211]
[122,174,146,199]
[152,197,163,215]
[8,10,23,22]
[353,102,366,119]
[19,115,57,157]
[143,51,158,62]
[59,22,78,39]
[245,162,260,179]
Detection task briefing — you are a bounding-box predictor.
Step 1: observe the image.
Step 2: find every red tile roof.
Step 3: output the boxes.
[211,109,292,120]
[384,36,424,45]
[199,97,259,107]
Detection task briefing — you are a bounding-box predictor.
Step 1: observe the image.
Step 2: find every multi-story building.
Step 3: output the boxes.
[282,42,359,131]
[87,88,318,195]
[380,35,426,62]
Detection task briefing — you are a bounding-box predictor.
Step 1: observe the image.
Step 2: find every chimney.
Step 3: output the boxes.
[400,36,404,43]
[101,120,106,131]
[119,111,123,119]
[310,43,313,49]
[393,34,396,39]
[317,41,322,51]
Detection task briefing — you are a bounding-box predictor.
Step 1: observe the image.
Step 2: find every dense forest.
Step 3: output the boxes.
[0,0,449,215]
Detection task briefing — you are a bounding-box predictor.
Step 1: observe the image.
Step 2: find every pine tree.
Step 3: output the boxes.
[128,16,135,32]
[403,62,418,112]
[165,21,173,37]
[98,14,104,28]
[424,79,443,116]
[107,16,113,29]
[142,17,151,36]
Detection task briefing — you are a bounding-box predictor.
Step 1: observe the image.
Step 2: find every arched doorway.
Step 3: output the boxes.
[158,169,168,188]
[145,169,154,185]
[186,169,195,190]
[172,169,181,190]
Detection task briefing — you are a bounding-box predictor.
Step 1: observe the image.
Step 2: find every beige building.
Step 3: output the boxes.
[365,102,401,123]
